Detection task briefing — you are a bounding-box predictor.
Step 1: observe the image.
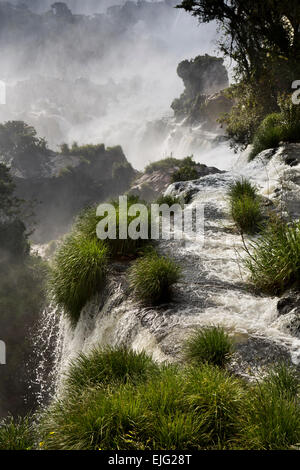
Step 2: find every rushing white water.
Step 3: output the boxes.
[35,143,300,397]
[159,118,236,171]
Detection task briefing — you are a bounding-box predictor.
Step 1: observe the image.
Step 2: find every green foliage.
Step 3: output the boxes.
[75,196,151,259]
[220,82,278,148]
[264,363,300,400]
[184,326,234,368]
[39,358,242,450]
[68,142,105,160]
[40,385,147,450]
[0,161,47,417]
[0,163,20,216]
[250,98,300,160]
[50,235,108,323]
[228,178,258,201]
[0,416,36,450]
[239,367,300,450]
[171,156,198,183]
[38,346,300,450]
[184,364,245,443]
[244,219,300,295]
[0,121,48,162]
[145,157,184,174]
[228,179,263,234]
[231,196,263,234]
[65,346,158,393]
[129,252,181,304]
[155,194,183,206]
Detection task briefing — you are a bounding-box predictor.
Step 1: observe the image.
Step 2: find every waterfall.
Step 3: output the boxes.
[35,144,300,399]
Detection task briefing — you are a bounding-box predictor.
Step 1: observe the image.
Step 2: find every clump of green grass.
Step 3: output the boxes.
[0,416,36,450]
[244,219,300,294]
[40,384,147,450]
[155,194,183,207]
[231,195,263,234]
[239,366,300,449]
[264,363,300,400]
[171,156,198,183]
[184,364,245,444]
[228,178,258,201]
[228,179,263,234]
[129,252,181,304]
[39,362,245,450]
[137,366,208,449]
[184,326,234,368]
[50,235,108,323]
[39,347,300,450]
[65,346,158,392]
[75,196,151,259]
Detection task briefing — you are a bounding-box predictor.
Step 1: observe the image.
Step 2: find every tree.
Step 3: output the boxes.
[178,1,300,84]
[0,121,47,163]
[0,163,18,216]
[179,1,300,145]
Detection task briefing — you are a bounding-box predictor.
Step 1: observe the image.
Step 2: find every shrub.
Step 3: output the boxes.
[184,326,234,368]
[40,385,147,450]
[249,113,284,160]
[64,346,158,393]
[39,357,300,450]
[0,416,36,450]
[244,219,300,294]
[249,98,300,160]
[129,252,181,304]
[171,156,198,183]
[145,157,182,174]
[50,235,108,323]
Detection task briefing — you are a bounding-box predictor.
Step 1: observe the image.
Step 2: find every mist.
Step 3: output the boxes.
[0,1,220,169]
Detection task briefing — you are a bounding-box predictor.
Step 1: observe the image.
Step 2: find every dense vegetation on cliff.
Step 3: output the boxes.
[180,0,300,154]
[0,162,47,418]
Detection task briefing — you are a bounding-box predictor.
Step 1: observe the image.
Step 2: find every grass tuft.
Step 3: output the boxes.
[38,349,300,450]
[244,219,300,294]
[228,179,263,234]
[64,346,158,392]
[129,252,181,304]
[155,194,183,207]
[239,375,300,449]
[184,326,234,368]
[75,196,151,259]
[50,235,108,323]
[0,416,35,450]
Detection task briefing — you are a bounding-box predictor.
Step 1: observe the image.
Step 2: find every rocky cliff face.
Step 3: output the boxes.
[129,160,223,201]
[171,54,231,129]
[2,141,136,242]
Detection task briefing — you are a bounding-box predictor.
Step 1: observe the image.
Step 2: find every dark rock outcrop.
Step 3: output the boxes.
[129,161,223,202]
[277,290,300,317]
[171,54,231,129]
